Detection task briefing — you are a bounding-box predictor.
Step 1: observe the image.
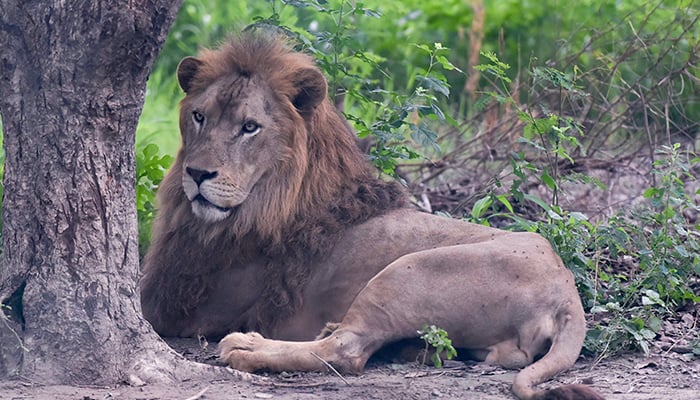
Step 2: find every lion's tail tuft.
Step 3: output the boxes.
[531,384,606,400]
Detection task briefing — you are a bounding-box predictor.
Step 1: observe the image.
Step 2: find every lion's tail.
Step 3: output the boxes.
[511,300,605,400]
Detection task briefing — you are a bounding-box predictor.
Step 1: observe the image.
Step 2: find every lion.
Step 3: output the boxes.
[140,32,604,400]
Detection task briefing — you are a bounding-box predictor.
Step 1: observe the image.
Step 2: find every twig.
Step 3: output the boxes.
[638,83,656,187]
[271,381,331,389]
[183,387,209,400]
[310,352,350,386]
[625,377,646,394]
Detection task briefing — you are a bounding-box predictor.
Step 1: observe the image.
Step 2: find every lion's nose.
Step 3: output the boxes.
[186,167,218,185]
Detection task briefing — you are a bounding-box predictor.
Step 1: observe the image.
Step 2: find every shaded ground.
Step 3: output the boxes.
[1,335,697,400]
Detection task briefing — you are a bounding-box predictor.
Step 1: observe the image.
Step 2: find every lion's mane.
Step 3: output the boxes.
[142,32,407,334]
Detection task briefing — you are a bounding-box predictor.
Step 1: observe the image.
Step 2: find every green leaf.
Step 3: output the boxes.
[436,54,462,72]
[523,193,550,212]
[547,209,564,221]
[496,194,514,213]
[639,340,650,355]
[416,75,450,97]
[471,196,493,219]
[647,316,663,333]
[515,136,546,151]
[643,187,661,199]
[431,352,443,368]
[410,123,440,151]
[590,305,608,314]
[142,143,159,159]
[674,244,689,258]
[640,328,657,340]
[641,290,665,307]
[361,7,381,18]
[430,102,446,121]
[541,170,557,190]
[569,212,588,221]
[414,43,431,53]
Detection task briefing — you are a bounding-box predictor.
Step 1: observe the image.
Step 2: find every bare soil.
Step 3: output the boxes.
[1,332,697,400]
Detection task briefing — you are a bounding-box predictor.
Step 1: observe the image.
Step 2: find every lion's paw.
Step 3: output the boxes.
[218,332,267,372]
[218,331,265,352]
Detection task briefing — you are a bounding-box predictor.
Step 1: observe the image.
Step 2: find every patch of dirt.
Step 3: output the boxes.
[1,337,697,400]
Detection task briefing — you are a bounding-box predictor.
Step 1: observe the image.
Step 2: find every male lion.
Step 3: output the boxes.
[140,32,604,400]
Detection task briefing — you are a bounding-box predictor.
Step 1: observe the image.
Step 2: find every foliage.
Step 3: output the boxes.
[418,325,458,368]
[138,0,698,165]
[257,1,456,176]
[474,140,699,358]
[136,144,173,256]
[358,42,459,176]
[581,145,699,357]
[469,45,699,358]
[474,50,588,207]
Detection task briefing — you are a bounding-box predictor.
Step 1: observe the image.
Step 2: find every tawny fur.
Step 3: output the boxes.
[140,31,604,400]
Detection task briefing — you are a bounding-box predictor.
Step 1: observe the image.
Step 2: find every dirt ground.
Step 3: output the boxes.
[1,334,698,400]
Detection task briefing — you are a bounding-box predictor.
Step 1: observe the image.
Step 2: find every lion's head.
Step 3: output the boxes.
[153,30,406,251]
[174,33,336,233]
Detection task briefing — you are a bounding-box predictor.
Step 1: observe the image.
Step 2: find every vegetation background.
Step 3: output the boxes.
[4,0,699,365]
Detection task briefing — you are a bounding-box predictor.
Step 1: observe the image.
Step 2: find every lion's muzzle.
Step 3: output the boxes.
[182,166,236,222]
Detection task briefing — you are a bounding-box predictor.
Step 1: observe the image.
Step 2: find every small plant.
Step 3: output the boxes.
[476,51,587,207]
[362,42,459,176]
[417,325,457,368]
[537,145,698,358]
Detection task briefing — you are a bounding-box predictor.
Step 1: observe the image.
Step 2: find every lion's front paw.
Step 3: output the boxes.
[218,332,267,372]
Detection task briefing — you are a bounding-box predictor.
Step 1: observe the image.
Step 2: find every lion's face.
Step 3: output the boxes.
[178,67,293,223]
[174,49,327,224]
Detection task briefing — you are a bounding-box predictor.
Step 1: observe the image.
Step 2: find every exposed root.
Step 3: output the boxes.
[127,336,266,386]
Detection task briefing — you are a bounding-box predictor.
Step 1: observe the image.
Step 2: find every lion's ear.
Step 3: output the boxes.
[291,67,328,113]
[177,57,203,93]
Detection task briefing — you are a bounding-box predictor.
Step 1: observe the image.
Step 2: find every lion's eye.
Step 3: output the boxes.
[241,121,260,135]
[192,111,205,125]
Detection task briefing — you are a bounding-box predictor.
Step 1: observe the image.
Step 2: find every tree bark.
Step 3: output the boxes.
[0,0,215,385]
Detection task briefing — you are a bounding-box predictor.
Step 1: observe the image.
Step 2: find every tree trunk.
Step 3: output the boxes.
[0,0,217,385]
